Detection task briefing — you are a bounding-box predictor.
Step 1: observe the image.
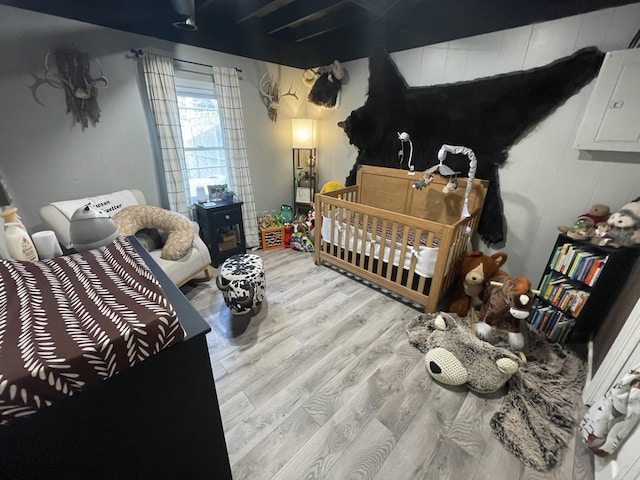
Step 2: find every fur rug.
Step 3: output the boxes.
[406,314,586,471]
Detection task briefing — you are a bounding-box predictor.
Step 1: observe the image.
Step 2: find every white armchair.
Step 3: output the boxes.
[39,189,212,287]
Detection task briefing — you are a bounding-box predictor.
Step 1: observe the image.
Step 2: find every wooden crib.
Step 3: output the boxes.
[314,166,488,313]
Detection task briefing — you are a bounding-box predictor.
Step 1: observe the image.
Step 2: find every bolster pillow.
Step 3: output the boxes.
[113,205,194,260]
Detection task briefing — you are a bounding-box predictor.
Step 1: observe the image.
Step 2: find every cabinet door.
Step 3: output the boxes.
[574,49,640,152]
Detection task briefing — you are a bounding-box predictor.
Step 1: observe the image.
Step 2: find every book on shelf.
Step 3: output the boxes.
[574,253,595,282]
[571,290,590,317]
[552,243,571,271]
[588,256,609,286]
[559,245,575,274]
[549,246,563,271]
[569,251,594,279]
[550,318,575,343]
[543,275,566,300]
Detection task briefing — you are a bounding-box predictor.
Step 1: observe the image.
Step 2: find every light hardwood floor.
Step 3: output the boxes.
[182,248,594,480]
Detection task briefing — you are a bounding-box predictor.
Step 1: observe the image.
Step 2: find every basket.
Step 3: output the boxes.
[260,226,285,251]
[218,238,237,251]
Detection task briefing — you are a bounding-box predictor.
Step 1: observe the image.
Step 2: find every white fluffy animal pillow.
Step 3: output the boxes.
[113,205,194,260]
[406,312,520,393]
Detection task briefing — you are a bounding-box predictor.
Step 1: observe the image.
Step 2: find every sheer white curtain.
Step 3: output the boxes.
[211,66,260,248]
[142,53,189,215]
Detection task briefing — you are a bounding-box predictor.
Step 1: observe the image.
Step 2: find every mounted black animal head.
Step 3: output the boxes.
[339,46,604,245]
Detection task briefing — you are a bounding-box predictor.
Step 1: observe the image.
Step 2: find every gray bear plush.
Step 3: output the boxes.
[406,312,520,393]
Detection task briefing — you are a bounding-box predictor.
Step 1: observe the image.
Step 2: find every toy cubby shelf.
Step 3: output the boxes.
[260,226,285,251]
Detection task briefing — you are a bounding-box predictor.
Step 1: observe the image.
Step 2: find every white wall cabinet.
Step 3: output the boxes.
[574,49,640,152]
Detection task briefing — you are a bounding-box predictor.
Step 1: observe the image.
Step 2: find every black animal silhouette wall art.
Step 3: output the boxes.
[338,46,604,245]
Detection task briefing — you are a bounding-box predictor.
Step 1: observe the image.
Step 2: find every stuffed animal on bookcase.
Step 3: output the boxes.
[557,204,610,240]
[602,197,640,248]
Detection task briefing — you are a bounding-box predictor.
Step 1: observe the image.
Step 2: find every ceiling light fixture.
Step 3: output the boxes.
[172,16,198,31]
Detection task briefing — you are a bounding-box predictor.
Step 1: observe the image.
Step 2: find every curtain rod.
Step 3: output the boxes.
[130,49,242,73]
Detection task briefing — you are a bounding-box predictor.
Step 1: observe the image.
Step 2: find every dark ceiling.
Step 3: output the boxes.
[3,0,639,68]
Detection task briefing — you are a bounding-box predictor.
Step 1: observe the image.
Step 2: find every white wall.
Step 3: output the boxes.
[0,5,304,230]
[320,4,640,283]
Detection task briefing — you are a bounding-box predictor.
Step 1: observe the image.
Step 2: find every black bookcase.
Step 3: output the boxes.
[528,233,638,343]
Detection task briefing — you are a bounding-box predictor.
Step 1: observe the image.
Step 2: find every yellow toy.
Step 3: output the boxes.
[319,181,344,194]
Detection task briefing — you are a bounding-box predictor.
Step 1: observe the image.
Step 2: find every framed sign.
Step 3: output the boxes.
[207,184,226,202]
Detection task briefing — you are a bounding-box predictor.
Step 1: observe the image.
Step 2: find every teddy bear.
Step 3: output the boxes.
[557,204,610,240]
[448,250,508,317]
[603,197,640,248]
[406,312,520,393]
[476,275,535,353]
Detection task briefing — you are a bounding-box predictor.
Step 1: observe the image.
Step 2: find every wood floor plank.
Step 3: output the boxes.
[209,357,228,382]
[294,292,410,347]
[271,347,422,480]
[225,344,357,464]
[471,435,525,480]
[215,335,305,405]
[213,274,364,369]
[375,361,436,438]
[324,418,396,480]
[301,321,410,426]
[219,391,255,433]
[371,387,468,480]
[231,407,321,480]
[217,282,371,374]
[419,435,480,480]
[571,421,594,480]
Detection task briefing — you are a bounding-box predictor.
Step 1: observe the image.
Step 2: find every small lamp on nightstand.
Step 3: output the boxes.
[69,204,119,251]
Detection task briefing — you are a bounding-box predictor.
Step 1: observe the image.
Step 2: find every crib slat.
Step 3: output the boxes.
[394,224,410,285]
[405,227,421,287]
[353,211,362,268]
[385,222,399,281]
[367,217,378,274]
[343,207,351,263]
[377,219,388,277]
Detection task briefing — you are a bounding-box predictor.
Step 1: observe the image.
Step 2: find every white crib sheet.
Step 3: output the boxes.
[321,215,439,278]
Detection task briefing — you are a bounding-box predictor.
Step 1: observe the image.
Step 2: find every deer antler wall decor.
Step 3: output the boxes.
[44,48,109,130]
[259,72,298,122]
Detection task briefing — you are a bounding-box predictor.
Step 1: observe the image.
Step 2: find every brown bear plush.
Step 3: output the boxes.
[448,250,508,317]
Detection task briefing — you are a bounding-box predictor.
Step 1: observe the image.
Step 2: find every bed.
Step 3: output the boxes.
[314,165,488,312]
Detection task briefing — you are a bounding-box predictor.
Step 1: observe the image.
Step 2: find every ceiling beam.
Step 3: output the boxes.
[264,0,347,34]
[235,0,295,24]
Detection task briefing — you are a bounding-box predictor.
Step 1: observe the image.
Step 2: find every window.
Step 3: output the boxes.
[175,70,227,203]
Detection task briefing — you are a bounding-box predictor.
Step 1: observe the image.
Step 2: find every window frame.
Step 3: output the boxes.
[174,69,228,204]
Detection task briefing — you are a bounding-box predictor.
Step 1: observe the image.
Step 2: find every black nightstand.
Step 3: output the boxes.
[194,200,246,267]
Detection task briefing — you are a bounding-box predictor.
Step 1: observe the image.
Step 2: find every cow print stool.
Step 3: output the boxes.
[216,254,265,318]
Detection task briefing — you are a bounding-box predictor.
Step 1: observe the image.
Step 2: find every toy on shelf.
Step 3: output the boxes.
[601,198,640,248]
[557,204,610,240]
[448,250,508,317]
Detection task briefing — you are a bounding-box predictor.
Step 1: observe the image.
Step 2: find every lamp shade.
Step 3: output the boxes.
[69,204,119,251]
[292,119,316,148]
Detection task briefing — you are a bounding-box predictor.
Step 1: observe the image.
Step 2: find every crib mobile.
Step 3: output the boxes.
[408,141,478,233]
